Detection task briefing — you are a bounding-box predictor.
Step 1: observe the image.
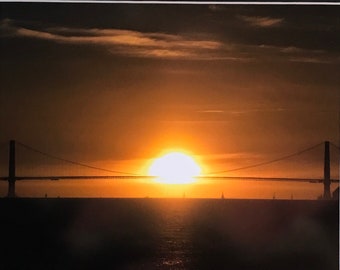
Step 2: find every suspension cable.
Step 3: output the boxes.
[207,142,324,175]
[330,142,340,150]
[16,141,139,176]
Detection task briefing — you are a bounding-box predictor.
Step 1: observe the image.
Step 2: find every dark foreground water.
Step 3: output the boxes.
[0,198,338,270]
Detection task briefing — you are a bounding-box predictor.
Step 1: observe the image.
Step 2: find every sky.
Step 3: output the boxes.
[0,3,339,198]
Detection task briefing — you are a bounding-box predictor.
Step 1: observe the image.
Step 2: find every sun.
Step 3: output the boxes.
[148,152,202,184]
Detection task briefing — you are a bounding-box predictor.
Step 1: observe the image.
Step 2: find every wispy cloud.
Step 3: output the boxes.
[1,19,223,60]
[238,15,284,27]
[208,5,225,12]
[287,56,333,64]
[237,43,338,64]
[229,108,288,115]
[2,18,338,64]
[197,110,225,113]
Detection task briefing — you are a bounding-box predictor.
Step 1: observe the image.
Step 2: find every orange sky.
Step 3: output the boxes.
[0,3,339,198]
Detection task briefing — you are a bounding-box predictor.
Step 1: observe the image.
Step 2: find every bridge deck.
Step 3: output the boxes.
[0,175,338,183]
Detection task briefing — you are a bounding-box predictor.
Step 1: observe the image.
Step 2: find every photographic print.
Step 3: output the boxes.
[0,1,339,269]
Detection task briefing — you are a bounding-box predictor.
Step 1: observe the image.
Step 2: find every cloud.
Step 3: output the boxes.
[197,110,225,113]
[288,57,332,64]
[238,15,284,27]
[236,43,339,64]
[208,5,225,12]
[2,19,338,64]
[2,19,223,60]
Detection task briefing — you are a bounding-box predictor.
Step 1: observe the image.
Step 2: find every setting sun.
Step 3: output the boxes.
[148,152,202,184]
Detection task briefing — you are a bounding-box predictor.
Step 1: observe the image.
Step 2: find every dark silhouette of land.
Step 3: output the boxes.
[0,198,338,270]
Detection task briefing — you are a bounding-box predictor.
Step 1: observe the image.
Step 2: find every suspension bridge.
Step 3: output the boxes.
[0,140,339,198]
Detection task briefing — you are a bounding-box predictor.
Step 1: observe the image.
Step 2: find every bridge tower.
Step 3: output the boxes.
[323,141,331,199]
[8,140,16,198]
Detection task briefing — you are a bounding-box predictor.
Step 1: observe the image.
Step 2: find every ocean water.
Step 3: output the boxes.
[0,198,338,270]
[1,179,336,200]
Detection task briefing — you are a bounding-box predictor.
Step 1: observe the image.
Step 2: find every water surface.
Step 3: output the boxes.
[0,198,338,269]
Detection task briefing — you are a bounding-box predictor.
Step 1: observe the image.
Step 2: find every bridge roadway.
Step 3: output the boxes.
[0,175,339,183]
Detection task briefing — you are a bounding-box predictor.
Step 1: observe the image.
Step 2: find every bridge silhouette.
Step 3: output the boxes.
[0,140,339,198]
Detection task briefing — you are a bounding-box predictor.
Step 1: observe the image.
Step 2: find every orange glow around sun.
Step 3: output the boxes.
[148,151,202,184]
